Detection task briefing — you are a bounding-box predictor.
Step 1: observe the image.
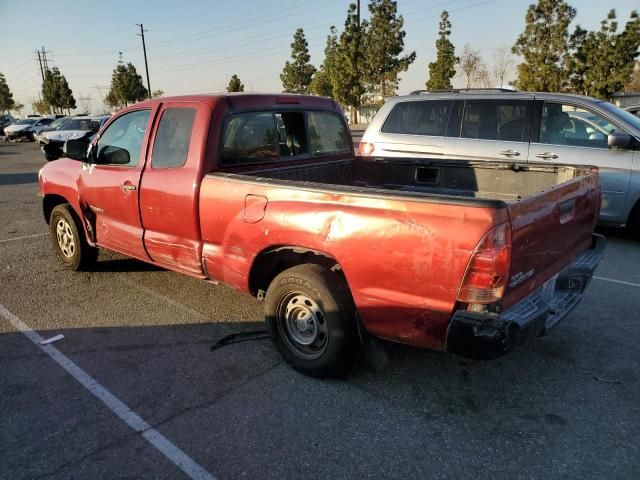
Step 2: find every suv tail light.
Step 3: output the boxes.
[457,223,511,304]
[358,142,375,156]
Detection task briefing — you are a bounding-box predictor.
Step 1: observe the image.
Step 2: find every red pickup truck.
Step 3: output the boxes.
[38,94,605,376]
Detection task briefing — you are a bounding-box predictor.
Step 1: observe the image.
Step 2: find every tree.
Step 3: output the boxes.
[459,44,482,89]
[0,73,16,113]
[568,10,640,98]
[364,0,416,97]
[106,62,148,109]
[151,89,165,98]
[32,98,50,115]
[41,67,76,114]
[627,61,640,91]
[493,45,515,87]
[310,26,340,97]
[427,11,457,90]
[476,62,494,88]
[512,0,577,92]
[332,4,368,123]
[227,74,244,92]
[280,28,316,94]
[11,102,24,117]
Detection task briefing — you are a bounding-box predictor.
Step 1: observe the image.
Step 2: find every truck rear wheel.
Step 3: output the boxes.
[264,264,355,377]
[49,204,98,271]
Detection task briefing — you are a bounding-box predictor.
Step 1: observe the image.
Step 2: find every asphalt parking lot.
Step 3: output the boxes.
[1,142,639,480]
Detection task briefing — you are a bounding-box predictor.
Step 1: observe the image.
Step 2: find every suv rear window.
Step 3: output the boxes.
[381,100,451,136]
[461,100,529,142]
[221,110,349,165]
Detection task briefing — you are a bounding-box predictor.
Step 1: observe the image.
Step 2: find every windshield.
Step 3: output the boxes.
[60,119,96,131]
[48,118,68,129]
[600,102,640,132]
[16,119,37,125]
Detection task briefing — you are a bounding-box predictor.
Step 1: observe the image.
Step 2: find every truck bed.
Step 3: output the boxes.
[227,158,589,205]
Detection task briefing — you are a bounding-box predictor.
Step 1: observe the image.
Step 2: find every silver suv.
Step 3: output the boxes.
[359,90,640,231]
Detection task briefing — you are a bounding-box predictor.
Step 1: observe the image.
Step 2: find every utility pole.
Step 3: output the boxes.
[136,24,152,98]
[41,46,50,71]
[35,50,44,81]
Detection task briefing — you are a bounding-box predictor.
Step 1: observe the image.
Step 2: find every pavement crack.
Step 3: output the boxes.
[24,431,141,480]
[143,361,282,432]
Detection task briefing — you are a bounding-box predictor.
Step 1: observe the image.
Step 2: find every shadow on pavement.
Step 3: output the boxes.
[0,173,39,186]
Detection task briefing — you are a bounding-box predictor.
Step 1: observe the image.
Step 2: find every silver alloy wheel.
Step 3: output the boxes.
[279,292,328,359]
[55,218,76,258]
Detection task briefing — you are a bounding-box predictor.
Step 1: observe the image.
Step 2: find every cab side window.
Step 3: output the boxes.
[151,108,196,168]
[539,103,618,149]
[96,110,151,166]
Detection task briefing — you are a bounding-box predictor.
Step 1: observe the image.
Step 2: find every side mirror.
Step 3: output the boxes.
[608,133,631,149]
[96,145,130,165]
[63,139,89,161]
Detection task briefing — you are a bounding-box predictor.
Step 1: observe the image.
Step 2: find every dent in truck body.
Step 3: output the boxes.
[199,173,508,350]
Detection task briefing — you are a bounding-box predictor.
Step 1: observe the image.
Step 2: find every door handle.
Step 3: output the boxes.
[536,152,559,160]
[120,183,136,191]
[499,149,520,157]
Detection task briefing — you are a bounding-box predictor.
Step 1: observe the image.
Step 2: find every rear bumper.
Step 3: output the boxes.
[446,233,606,359]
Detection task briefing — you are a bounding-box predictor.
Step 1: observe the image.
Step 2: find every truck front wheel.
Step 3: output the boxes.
[49,204,98,271]
[265,264,355,377]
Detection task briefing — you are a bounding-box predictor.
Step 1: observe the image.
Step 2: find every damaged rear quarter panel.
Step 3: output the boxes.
[199,175,506,350]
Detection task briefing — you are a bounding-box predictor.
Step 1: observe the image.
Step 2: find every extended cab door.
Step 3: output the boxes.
[79,108,155,258]
[528,101,633,224]
[444,98,533,162]
[138,101,208,277]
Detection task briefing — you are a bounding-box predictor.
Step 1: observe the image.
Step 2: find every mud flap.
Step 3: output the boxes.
[357,315,390,371]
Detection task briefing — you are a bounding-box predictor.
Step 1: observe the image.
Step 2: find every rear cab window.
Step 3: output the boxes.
[221,110,350,166]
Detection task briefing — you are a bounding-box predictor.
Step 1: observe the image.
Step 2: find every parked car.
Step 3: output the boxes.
[33,116,69,144]
[625,105,640,118]
[40,115,109,161]
[4,117,54,141]
[359,90,640,232]
[0,114,16,136]
[38,94,604,377]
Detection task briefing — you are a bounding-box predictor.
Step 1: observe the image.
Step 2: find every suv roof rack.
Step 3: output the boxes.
[409,88,517,95]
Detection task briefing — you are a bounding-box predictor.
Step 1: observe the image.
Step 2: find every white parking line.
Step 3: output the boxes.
[0,303,215,480]
[0,233,48,243]
[593,276,640,288]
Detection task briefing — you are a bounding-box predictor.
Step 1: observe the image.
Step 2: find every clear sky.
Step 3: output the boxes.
[1,0,638,114]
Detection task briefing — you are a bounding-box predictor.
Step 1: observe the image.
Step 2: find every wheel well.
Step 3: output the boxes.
[248,246,345,297]
[43,194,69,224]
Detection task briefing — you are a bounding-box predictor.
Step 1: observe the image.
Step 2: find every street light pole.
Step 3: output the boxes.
[136,24,151,98]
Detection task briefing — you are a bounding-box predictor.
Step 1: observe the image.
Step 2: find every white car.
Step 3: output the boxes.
[33,117,70,144]
[4,117,54,141]
[41,115,110,161]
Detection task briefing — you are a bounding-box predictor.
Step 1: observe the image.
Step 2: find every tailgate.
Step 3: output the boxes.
[502,168,600,309]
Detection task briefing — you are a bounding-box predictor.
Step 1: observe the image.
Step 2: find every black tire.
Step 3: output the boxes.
[265,264,356,377]
[49,204,98,271]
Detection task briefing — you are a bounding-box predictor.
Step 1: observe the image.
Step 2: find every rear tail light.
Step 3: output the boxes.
[358,141,375,156]
[457,222,511,304]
